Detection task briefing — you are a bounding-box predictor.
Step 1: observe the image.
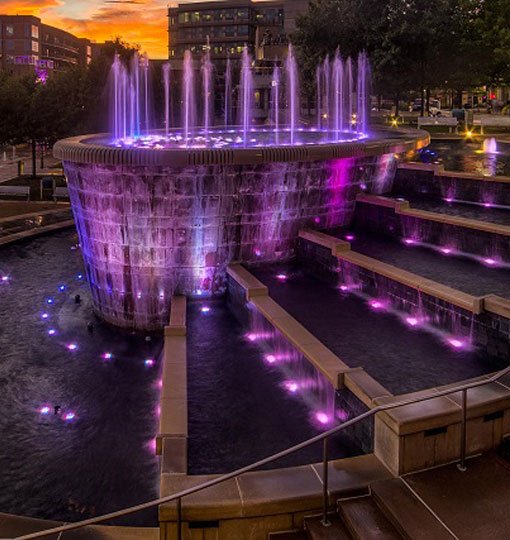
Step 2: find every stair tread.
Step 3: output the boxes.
[371,479,454,540]
[305,515,352,540]
[268,531,308,540]
[338,497,403,540]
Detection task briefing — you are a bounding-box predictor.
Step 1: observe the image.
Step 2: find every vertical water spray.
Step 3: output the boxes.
[332,50,343,136]
[142,54,150,135]
[346,57,353,131]
[323,56,330,130]
[271,64,280,142]
[202,44,213,138]
[162,63,171,138]
[239,46,254,146]
[286,44,299,145]
[357,52,370,134]
[316,65,322,129]
[182,50,195,145]
[224,56,232,127]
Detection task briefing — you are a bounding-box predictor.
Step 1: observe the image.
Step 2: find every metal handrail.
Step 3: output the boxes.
[12,364,510,540]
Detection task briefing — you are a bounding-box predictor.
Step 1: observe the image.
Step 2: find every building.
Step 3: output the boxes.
[168,0,308,67]
[0,15,92,80]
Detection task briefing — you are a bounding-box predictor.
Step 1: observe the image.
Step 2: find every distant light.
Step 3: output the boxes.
[65,412,75,421]
[254,248,262,257]
[314,217,321,224]
[67,343,78,351]
[77,274,83,279]
[200,306,211,313]
[246,333,257,342]
[441,247,452,254]
[41,313,49,319]
[484,258,496,266]
[339,284,349,292]
[403,238,415,245]
[195,289,203,296]
[40,406,50,415]
[137,292,142,299]
[284,380,298,393]
[1,275,9,282]
[445,197,453,203]
[276,273,287,281]
[102,352,113,360]
[48,329,56,336]
[484,202,492,208]
[345,234,355,241]
[369,299,384,310]
[47,298,54,304]
[265,354,276,364]
[59,285,66,291]
[465,130,473,138]
[145,358,155,367]
[405,317,419,327]
[315,412,330,424]
[360,183,367,190]
[159,292,165,300]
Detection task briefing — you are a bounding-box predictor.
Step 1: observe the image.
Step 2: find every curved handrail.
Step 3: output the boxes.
[13,364,510,540]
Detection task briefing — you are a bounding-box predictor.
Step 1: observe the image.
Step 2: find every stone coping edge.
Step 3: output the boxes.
[356,192,510,237]
[53,128,430,168]
[0,205,71,225]
[157,295,187,475]
[0,219,76,247]
[158,453,392,522]
[226,263,392,405]
[398,161,510,184]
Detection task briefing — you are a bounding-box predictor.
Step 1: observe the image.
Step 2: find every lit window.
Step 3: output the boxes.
[32,25,39,39]
[6,25,14,37]
[32,41,39,53]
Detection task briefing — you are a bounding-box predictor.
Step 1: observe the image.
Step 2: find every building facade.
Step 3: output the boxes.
[0,15,92,80]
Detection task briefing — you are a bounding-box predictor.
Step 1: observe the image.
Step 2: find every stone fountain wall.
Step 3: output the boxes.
[63,154,396,329]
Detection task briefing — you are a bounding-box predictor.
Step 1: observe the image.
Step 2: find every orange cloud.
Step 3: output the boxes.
[3,1,169,58]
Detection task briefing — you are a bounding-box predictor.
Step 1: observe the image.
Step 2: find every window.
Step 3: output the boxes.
[32,25,39,39]
[6,25,14,37]
[32,41,39,53]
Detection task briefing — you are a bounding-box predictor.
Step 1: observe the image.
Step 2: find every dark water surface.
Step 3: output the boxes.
[251,265,506,395]
[0,231,162,525]
[186,298,362,474]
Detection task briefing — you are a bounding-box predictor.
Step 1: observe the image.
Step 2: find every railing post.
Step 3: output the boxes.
[177,497,182,540]
[321,436,331,527]
[457,388,467,472]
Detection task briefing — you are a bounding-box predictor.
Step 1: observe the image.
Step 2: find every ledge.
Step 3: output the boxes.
[227,264,268,299]
[398,161,510,184]
[53,128,430,168]
[0,219,75,247]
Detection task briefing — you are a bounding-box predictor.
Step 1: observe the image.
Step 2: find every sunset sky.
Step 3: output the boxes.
[1,0,200,58]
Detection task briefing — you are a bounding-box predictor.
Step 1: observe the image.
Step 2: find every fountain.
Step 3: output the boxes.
[54,44,428,329]
[483,137,498,154]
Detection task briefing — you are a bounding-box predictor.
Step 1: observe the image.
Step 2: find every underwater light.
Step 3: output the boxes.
[284,381,299,393]
[65,412,75,421]
[484,258,496,266]
[448,338,465,349]
[276,273,287,281]
[315,412,330,425]
[145,358,155,367]
[1,275,9,282]
[67,343,78,351]
[264,354,276,364]
[59,285,65,291]
[440,247,452,255]
[102,352,113,360]
[405,317,419,327]
[200,306,211,313]
[39,406,50,415]
[41,313,49,319]
[48,329,56,336]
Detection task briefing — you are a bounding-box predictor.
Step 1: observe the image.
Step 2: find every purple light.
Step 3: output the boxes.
[405,317,419,327]
[336,408,349,422]
[148,438,157,453]
[315,412,330,425]
[102,352,113,360]
[254,248,262,257]
[59,285,66,291]
[284,380,299,393]
[360,183,367,190]
[145,358,155,367]
[403,238,416,245]
[445,197,453,203]
[77,274,83,279]
[200,306,211,313]
[67,343,78,351]
[276,273,287,282]
[264,354,276,364]
[345,234,355,241]
[369,299,385,310]
[246,333,257,342]
[41,313,49,319]
[47,298,54,304]
[195,289,203,296]
[484,258,496,266]
[339,284,349,292]
[1,275,9,282]
[48,329,56,336]
[440,247,452,255]
[65,412,75,421]
[484,202,493,208]
[39,406,50,415]
[448,338,465,349]
[314,217,321,224]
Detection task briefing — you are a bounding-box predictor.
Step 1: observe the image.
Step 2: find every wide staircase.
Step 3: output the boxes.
[269,477,453,540]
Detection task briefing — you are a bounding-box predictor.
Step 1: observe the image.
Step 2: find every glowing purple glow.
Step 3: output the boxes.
[39,406,50,415]
[360,183,367,190]
[484,258,497,266]
[440,247,452,255]
[345,234,355,241]
[339,284,349,292]
[276,273,288,282]
[145,358,155,367]
[47,329,56,336]
[67,343,78,351]
[59,285,66,291]
[46,298,54,304]
[336,408,349,422]
[77,274,83,279]
[405,317,419,327]
[102,352,113,360]
[403,238,416,245]
[254,248,262,257]
[315,412,330,425]
[1,275,9,282]
[284,380,299,393]
[314,217,321,224]
[264,354,276,364]
[148,438,157,453]
[200,306,211,313]
[65,412,76,421]
[247,333,257,342]
[445,197,453,203]
[369,299,385,310]
[41,313,49,319]
[448,338,465,349]
[484,202,493,208]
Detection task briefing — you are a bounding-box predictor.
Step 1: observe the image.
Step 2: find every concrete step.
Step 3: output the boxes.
[268,530,308,540]
[371,479,454,540]
[304,515,352,540]
[338,497,403,540]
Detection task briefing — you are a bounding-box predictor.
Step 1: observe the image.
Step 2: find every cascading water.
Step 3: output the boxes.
[483,137,498,154]
[109,44,371,149]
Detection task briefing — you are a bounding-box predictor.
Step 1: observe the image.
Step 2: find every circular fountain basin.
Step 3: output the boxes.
[54,127,429,330]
